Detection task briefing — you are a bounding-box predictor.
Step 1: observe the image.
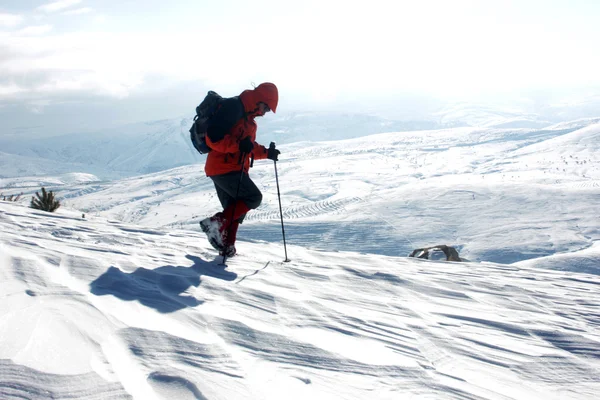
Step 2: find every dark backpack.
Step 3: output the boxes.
[189,91,223,154]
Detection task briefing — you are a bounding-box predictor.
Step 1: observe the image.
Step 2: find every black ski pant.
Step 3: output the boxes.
[209,171,262,224]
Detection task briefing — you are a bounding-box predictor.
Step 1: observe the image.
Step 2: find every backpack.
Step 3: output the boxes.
[189,91,223,154]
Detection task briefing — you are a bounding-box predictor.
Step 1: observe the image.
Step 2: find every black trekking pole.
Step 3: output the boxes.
[222,153,247,265]
[270,142,290,262]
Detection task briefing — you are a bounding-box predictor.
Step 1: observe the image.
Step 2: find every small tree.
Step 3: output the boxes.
[30,187,61,212]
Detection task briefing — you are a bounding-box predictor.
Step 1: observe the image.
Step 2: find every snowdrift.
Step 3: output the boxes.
[1,202,599,399]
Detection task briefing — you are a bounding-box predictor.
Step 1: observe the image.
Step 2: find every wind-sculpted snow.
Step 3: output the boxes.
[0,359,132,399]
[514,242,600,276]
[1,201,599,399]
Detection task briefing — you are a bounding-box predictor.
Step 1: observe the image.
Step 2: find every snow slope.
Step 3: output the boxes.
[0,151,106,181]
[2,113,432,179]
[5,123,597,266]
[434,104,550,129]
[0,109,549,180]
[1,201,599,399]
[0,119,200,179]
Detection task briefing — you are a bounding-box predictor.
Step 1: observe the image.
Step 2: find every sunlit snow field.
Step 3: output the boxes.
[1,120,599,399]
[4,121,598,266]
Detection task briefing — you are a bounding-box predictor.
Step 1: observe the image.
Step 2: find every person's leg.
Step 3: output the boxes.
[214,181,234,210]
[200,180,234,251]
[219,218,239,257]
[201,172,261,252]
[210,172,263,223]
[212,172,262,255]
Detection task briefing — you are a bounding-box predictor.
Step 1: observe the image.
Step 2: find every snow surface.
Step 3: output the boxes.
[4,123,598,266]
[1,118,600,399]
[434,104,550,129]
[1,201,599,399]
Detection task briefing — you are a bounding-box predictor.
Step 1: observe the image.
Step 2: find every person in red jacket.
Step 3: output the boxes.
[200,82,280,257]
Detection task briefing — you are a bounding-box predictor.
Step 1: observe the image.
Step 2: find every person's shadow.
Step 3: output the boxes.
[90,255,236,313]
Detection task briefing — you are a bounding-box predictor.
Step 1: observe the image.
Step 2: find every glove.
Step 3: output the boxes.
[239,136,254,153]
[267,142,280,161]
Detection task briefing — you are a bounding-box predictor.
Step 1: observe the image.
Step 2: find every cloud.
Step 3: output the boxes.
[17,25,53,36]
[2,0,599,116]
[62,8,93,16]
[36,0,82,13]
[0,83,24,97]
[0,13,24,28]
[0,30,218,102]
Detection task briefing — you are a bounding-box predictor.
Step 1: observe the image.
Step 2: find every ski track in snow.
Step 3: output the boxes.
[243,196,364,221]
[567,180,600,189]
[1,202,599,399]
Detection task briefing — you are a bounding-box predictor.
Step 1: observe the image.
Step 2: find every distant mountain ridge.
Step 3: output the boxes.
[1,113,452,179]
[0,119,197,179]
[1,109,599,180]
[3,121,599,265]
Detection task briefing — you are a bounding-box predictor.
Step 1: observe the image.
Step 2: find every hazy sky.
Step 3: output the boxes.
[1,0,600,137]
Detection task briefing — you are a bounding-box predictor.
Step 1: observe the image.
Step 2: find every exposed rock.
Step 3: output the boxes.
[409,245,462,262]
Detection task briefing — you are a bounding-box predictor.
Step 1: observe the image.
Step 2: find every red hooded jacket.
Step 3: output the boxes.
[204,83,278,176]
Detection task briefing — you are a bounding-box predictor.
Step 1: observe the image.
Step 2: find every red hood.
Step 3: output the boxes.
[239,82,279,114]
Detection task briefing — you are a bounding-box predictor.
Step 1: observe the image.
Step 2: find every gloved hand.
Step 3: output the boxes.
[267,142,280,161]
[239,136,254,153]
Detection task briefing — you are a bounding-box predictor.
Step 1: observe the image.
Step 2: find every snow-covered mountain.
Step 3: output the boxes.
[434,103,551,129]
[3,103,600,181]
[1,108,558,180]
[1,200,599,400]
[543,92,600,122]
[0,151,108,181]
[3,122,599,266]
[435,92,600,130]
[2,112,450,180]
[259,112,445,144]
[0,119,199,179]
[544,117,600,131]
[2,116,600,399]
